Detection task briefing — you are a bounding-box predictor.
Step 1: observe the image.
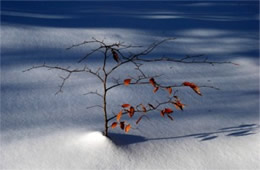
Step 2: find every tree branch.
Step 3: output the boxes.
[106,38,177,76]
[66,40,101,50]
[136,55,237,65]
[55,72,72,95]
[78,46,103,63]
[129,37,177,59]
[84,90,103,98]
[107,96,175,122]
[23,64,104,94]
[86,105,104,110]
[106,74,162,92]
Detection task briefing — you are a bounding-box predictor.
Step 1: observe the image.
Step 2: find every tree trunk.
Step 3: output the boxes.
[103,73,108,137]
[103,91,108,136]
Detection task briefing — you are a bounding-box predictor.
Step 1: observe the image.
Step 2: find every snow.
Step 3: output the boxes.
[1,1,259,170]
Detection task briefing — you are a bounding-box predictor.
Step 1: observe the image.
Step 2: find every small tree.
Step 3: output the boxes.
[24,38,234,137]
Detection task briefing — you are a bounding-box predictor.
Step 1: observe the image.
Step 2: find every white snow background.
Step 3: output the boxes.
[1,2,260,170]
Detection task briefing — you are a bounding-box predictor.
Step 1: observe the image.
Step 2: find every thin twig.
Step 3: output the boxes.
[66,40,99,50]
[55,72,71,95]
[78,46,103,63]
[136,56,237,65]
[86,105,104,109]
[84,90,103,98]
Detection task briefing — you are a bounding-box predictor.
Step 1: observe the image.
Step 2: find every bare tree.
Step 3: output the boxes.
[24,38,235,137]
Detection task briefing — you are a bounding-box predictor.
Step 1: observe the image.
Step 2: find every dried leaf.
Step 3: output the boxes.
[125,124,131,133]
[173,101,185,111]
[136,115,144,124]
[128,106,135,118]
[153,86,159,93]
[140,104,147,112]
[120,122,125,130]
[130,106,135,112]
[167,115,174,121]
[116,110,123,122]
[124,79,131,86]
[183,81,202,96]
[164,108,173,114]
[183,82,193,87]
[165,87,172,95]
[111,49,120,63]
[160,110,165,117]
[149,78,157,87]
[122,104,131,108]
[148,103,156,109]
[192,86,202,96]
[111,122,118,128]
[174,96,179,99]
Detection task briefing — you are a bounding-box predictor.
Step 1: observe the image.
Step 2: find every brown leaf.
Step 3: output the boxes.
[183,81,202,96]
[125,124,131,133]
[183,81,194,87]
[164,108,173,114]
[116,110,123,122]
[140,104,147,112]
[160,110,165,117]
[128,106,135,118]
[153,86,159,93]
[122,104,131,108]
[174,96,179,99]
[167,115,174,121]
[192,86,202,96]
[149,78,157,87]
[124,79,131,86]
[148,103,155,109]
[166,87,172,95]
[111,49,120,63]
[173,101,185,111]
[111,122,118,128]
[130,106,135,112]
[120,122,125,130]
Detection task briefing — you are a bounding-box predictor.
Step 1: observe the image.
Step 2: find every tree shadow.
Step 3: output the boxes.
[148,123,259,142]
[109,124,259,146]
[108,133,147,146]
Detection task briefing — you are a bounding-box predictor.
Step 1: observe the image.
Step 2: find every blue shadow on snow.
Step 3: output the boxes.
[109,123,259,146]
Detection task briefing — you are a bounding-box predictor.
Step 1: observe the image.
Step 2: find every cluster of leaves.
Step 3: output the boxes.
[110,76,201,133]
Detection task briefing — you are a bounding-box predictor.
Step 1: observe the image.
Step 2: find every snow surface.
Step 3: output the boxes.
[1,1,259,170]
